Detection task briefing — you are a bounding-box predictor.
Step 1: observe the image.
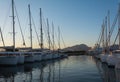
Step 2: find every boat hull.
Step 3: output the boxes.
[34,54,42,61]
[18,55,24,64]
[0,56,18,65]
[24,54,34,63]
[100,54,108,63]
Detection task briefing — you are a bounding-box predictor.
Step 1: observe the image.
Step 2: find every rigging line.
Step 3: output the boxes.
[51,23,58,50]
[43,17,52,48]
[53,42,57,50]
[23,16,29,40]
[31,15,41,48]
[54,28,59,49]
[47,18,51,50]
[14,4,26,47]
[0,27,5,47]
[52,22,55,51]
[97,26,103,48]
[51,29,57,49]
[97,25,104,46]
[113,29,119,45]
[42,16,50,48]
[2,2,11,32]
[42,16,58,50]
[60,29,66,48]
[108,13,118,40]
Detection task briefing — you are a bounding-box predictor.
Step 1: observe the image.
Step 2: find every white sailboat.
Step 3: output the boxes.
[100,11,111,63]
[24,4,34,63]
[46,18,53,60]
[0,0,19,65]
[0,52,18,65]
[115,4,120,69]
[34,8,43,61]
[107,4,120,67]
[17,52,24,64]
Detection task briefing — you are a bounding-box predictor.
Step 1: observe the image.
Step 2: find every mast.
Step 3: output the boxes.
[118,3,120,49]
[40,8,43,51]
[52,22,54,51]
[0,27,5,47]
[47,18,51,50]
[58,26,60,50]
[105,16,108,53]
[28,4,32,51]
[108,10,110,51]
[12,0,15,52]
[102,22,105,52]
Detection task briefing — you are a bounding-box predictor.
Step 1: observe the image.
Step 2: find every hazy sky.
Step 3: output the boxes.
[0,0,119,48]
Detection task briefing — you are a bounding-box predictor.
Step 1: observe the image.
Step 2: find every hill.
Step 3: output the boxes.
[63,44,90,52]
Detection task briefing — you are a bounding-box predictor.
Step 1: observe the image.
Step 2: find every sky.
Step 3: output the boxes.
[0,0,119,49]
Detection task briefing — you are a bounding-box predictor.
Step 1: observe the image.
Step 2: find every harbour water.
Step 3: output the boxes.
[0,55,119,82]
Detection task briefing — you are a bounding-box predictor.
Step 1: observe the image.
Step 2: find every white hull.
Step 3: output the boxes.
[18,55,24,64]
[53,54,58,59]
[0,56,18,65]
[34,54,42,61]
[47,54,52,60]
[59,53,68,58]
[115,55,120,69]
[106,55,117,66]
[116,61,120,69]
[25,55,34,62]
[41,54,46,60]
[100,54,108,63]
[95,54,100,59]
[41,54,52,60]
[33,52,42,61]
[24,53,34,63]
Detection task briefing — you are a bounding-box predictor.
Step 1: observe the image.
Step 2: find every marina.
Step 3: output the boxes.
[0,0,120,82]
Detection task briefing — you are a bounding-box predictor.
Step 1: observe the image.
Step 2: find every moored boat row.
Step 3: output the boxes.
[93,4,120,70]
[0,51,67,65]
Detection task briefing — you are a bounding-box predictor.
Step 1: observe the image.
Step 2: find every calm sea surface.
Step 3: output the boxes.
[0,55,119,82]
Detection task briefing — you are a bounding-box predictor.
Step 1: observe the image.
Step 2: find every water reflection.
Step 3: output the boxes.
[94,58,118,82]
[1,56,117,82]
[0,59,63,82]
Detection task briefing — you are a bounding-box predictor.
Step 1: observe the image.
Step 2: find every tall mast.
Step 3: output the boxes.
[102,22,105,52]
[108,10,110,51]
[105,16,108,53]
[28,4,32,50]
[40,8,43,51]
[118,3,120,49]
[0,27,5,47]
[58,26,60,50]
[12,0,15,52]
[52,22,54,51]
[47,18,51,50]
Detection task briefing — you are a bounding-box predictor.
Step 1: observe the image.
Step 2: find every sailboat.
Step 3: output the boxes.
[106,5,120,67]
[0,0,18,65]
[57,26,68,58]
[43,18,52,60]
[34,8,43,61]
[24,4,34,63]
[100,17,109,63]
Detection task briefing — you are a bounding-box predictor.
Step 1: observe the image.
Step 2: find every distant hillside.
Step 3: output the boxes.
[63,44,90,52]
